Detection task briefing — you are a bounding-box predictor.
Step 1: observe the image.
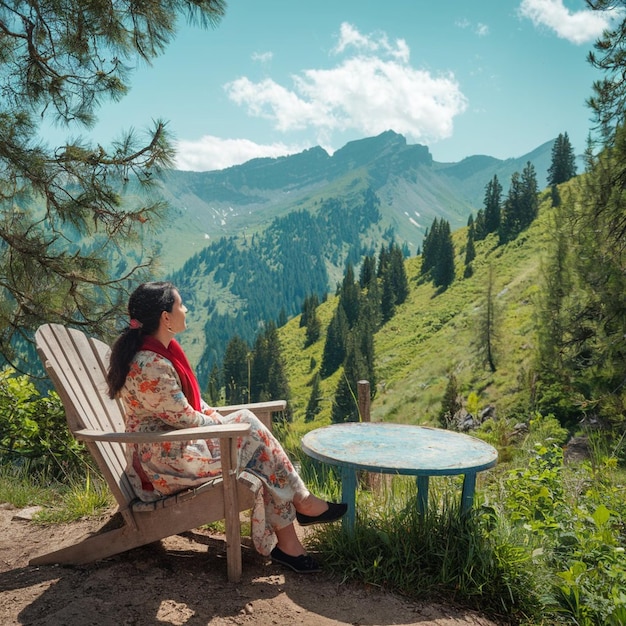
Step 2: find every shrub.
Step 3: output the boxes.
[0,367,86,479]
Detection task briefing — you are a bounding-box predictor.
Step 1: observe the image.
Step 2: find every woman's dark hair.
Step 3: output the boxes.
[106,281,177,398]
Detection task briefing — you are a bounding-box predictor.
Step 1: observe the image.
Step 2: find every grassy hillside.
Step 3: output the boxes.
[279,188,555,435]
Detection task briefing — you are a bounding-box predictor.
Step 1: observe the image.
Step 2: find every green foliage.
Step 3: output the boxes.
[548,132,577,186]
[438,371,461,428]
[534,124,626,430]
[305,373,322,422]
[0,367,85,478]
[301,294,322,347]
[303,416,623,624]
[250,321,290,407]
[310,478,542,623]
[485,429,626,626]
[222,335,250,404]
[320,306,348,378]
[473,264,499,373]
[463,218,476,276]
[0,1,228,366]
[499,162,539,244]
[182,188,385,385]
[421,217,455,289]
[587,3,626,143]
[482,174,502,238]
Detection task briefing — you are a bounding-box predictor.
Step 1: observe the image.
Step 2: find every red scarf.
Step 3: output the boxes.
[140,336,202,410]
[131,336,203,494]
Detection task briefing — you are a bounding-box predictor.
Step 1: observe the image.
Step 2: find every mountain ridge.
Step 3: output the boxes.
[145,130,559,378]
[155,130,555,272]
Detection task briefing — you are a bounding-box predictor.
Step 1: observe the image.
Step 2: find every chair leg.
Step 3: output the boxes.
[29,524,144,566]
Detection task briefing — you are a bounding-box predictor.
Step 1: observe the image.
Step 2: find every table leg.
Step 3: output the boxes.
[416,476,429,514]
[461,472,477,513]
[341,466,357,531]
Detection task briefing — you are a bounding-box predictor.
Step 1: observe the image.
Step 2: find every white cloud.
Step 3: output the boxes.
[476,23,489,37]
[333,22,410,63]
[224,23,467,151]
[174,135,303,172]
[519,0,623,45]
[252,51,273,63]
[455,19,490,37]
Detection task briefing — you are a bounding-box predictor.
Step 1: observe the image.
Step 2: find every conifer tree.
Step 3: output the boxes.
[304,307,320,348]
[320,306,348,378]
[377,243,390,278]
[587,4,626,143]
[305,373,323,422]
[499,172,521,244]
[534,201,575,421]
[438,372,462,429]
[251,322,290,405]
[472,209,485,241]
[519,161,539,227]
[548,132,577,185]
[206,363,221,406]
[339,263,360,328]
[0,0,226,365]
[483,174,502,234]
[388,243,410,305]
[432,220,455,289]
[223,335,250,404]
[533,3,626,428]
[331,321,375,423]
[535,123,626,427]
[420,220,437,276]
[363,275,383,331]
[464,216,476,278]
[474,265,498,373]
[359,255,377,288]
[380,269,396,323]
[499,163,537,244]
[301,293,321,347]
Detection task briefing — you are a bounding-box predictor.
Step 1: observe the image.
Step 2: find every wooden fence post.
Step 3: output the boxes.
[357,380,376,490]
[357,380,370,422]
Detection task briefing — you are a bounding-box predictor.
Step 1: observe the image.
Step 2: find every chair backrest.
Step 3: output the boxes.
[35,323,137,513]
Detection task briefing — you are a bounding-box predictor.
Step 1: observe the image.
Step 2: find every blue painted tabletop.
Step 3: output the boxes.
[301,422,498,476]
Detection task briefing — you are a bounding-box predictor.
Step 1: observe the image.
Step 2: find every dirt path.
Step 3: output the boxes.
[0,505,501,626]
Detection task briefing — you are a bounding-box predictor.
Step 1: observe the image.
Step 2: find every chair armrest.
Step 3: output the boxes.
[216,400,286,431]
[75,423,251,444]
[215,400,287,414]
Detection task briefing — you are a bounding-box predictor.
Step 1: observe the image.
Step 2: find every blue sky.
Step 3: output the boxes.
[59,0,623,171]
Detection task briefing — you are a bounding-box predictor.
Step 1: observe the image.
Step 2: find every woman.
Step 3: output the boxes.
[106,281,346,574]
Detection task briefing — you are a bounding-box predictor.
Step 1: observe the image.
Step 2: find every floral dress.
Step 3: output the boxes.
[119,350,309,555]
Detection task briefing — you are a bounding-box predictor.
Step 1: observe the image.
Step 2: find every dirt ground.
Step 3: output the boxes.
[0,504,501,626]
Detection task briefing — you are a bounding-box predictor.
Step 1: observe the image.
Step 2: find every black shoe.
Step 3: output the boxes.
[270,547,321,573]
[296,501,348,527]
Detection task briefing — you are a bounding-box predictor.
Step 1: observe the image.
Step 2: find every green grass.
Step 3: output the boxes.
[307,476,542,624]
[0,465,113,523]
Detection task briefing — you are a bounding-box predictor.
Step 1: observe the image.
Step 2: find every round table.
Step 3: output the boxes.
[301,422,498,529]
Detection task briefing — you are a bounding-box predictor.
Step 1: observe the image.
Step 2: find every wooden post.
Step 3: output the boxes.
[357,380,370,422]
[357,380,375,491]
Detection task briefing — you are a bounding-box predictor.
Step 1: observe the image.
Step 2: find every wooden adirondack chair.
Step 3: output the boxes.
[30,323,286,582]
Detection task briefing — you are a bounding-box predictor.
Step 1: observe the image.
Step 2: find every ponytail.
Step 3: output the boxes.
[106,327,144,398]
[106,281,177,398]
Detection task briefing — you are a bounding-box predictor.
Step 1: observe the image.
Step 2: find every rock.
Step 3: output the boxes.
[12,505,43,521]
[564,436,590,464]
